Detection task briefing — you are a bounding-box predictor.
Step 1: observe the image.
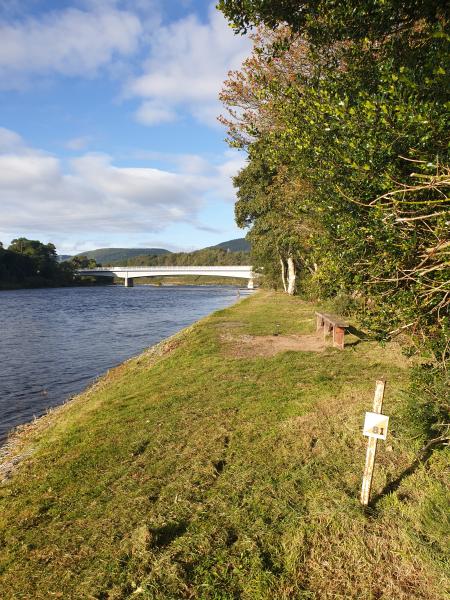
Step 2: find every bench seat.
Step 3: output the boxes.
[315,312,349,350]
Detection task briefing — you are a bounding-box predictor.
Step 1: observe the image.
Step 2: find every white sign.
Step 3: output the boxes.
[363,412,389,440]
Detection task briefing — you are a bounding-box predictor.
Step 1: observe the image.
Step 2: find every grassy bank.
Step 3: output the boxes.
[0,291,448,599]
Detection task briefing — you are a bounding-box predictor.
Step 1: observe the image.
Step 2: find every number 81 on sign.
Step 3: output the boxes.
[363,412,389,441]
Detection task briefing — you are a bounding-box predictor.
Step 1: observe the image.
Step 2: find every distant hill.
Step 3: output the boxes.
[72,247,171,264]
[109,238,251,268]
[64,239,249,266]
[57,255,72,262]
[210,238,250,252]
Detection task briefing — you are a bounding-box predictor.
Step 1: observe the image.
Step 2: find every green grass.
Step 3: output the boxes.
[0,290,448,599]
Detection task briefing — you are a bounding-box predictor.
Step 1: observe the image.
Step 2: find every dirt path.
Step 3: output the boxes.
[221,331,325,357]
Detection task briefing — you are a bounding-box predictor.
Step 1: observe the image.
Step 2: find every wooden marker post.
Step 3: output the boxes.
[360,380,387,506]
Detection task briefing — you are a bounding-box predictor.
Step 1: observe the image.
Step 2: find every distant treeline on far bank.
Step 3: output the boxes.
[0,238,103,290]
[107,246,250,268]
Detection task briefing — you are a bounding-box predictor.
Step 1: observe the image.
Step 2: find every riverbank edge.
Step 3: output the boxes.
[0,311,211,483]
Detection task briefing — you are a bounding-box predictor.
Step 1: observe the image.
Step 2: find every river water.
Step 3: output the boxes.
[0,285,239,444]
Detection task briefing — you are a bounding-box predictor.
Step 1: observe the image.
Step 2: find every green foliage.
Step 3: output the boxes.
[400,364,450,447]
[8,237,58,279]
[0,238,76,289]
[218,0,447,42]
[212,237,251,252]
[69,255,100,269]
[115,247,251,268]
[219,3,449,355]
[72,247,170,264]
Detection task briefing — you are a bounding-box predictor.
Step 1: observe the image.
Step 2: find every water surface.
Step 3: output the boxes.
[0,285,239,443]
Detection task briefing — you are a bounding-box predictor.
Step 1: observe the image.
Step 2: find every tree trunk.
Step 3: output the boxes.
[287,256,296,295]
[280,257,287,292]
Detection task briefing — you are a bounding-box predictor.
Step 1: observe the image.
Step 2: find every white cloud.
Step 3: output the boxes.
[65,136,93,151]
[127,4,251,126]
[134,101,177,125]
[0,126,23,150]
[0,3,250,126]
[0,4,142,88]
[0,128,245,245]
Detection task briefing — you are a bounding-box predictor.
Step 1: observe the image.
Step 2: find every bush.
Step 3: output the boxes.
[400,364,449,449]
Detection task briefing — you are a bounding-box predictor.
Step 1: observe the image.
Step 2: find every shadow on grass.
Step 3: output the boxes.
[347,325,370,340]
[369,436,448,509]
[151,520,189,549]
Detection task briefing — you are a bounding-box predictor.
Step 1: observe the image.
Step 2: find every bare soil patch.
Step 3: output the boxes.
[222,332,325,357]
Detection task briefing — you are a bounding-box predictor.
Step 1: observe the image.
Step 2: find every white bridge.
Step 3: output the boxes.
[77,265,255,288]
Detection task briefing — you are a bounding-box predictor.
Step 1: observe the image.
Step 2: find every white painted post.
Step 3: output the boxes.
[360,380,386,506]
[247,277,254,289]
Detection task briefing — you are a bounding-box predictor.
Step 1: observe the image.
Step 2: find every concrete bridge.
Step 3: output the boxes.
[77,265,255,288]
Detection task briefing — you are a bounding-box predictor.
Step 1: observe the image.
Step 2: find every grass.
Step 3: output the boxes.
[0,290,448,599]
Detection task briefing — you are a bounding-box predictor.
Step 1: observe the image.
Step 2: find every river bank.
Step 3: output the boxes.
[0,290,448,599]
[0,285,240,444]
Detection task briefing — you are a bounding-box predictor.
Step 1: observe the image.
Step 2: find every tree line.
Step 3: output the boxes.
[218,0,449,441]
[0,238,101,289]
[110,247,250,267]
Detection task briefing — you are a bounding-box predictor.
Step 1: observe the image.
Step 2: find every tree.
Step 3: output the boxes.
[1,238,77,287]
[70,255,100,269]
[8,238,58,279]
[217,0,447,43]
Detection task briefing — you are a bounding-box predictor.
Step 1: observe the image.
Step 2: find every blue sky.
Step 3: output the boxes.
[0,0,251,254]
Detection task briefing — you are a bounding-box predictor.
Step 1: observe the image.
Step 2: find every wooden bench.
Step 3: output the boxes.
[315,312,349,350]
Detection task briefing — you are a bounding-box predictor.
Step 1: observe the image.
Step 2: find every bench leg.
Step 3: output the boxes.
[316,315,323,332]
[333,326,345,350]
[323,320,332,339]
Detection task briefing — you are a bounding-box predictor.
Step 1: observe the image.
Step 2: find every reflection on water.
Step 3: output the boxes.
[0,285,238,443]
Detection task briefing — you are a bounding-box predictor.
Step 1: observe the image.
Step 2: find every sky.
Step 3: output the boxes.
[0,0,251,255]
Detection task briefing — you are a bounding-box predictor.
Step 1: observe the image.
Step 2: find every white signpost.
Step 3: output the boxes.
[360,380,389,506]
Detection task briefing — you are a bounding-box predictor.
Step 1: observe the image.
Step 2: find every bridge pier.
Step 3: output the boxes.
[247,277,254,290]
[124,276,134,287]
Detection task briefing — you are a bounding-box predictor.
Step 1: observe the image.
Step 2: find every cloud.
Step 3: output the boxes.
[0,2,250,127]
[0,128,245,244]
[65,136,93,151]
[0,4,142,89]
[127,4,251,126]
[0,126,23,150]
[134,101,177,126]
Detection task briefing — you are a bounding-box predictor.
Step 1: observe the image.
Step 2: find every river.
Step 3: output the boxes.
[0,285,240,444]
